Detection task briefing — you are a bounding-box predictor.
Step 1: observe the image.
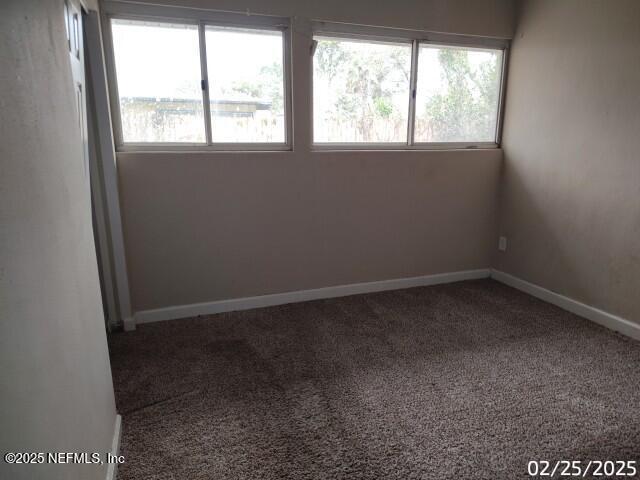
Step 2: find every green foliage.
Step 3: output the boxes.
[230,81,262,99]
[314,40,500,142]
[258,63,284,112]
[422,49,499,141]
[374,97,393,118]
[315,40,410,141]
[316,40,350,83]
[229,62,284,113]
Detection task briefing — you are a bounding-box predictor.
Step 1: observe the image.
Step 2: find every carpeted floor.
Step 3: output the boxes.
[108,279,640,479]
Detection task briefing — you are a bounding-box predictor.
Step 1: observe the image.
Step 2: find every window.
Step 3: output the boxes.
[205,27,285,143]
[414,45,503,143]
[312,30,506,148]
[111,20,205,143]
[105,5,290,149]
[313,37,412,143]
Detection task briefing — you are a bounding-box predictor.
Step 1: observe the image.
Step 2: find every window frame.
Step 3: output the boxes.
[311,21,510,150]
[311,33,414,148]
[101,1,293,152]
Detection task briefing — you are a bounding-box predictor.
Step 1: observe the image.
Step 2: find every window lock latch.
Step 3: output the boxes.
[201,79,208,91]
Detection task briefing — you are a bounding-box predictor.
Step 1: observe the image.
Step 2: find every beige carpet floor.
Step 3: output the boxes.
[108,279,640,479]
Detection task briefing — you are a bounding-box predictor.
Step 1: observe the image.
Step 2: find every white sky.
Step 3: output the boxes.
[417,45,502,97]
[205,27,282,101]
[111,20,282,101]
[111,19,500,111]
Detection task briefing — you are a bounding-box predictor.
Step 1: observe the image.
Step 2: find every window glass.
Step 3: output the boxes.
[414,45,502,143]
[111,19,205,143]
[109,14,505,148]
[313,37,412,143]
[205,27,285,143]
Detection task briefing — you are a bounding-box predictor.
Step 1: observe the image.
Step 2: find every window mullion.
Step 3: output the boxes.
[198,22,212,145]
[407,39,419,146]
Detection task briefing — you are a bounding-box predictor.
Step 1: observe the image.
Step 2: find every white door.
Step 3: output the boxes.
[65,0,117,329]
[65,0,89,178]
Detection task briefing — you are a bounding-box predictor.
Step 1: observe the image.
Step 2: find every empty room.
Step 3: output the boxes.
[2,0,640,479]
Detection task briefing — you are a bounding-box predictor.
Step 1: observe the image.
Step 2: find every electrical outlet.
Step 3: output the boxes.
[498,236,507,252]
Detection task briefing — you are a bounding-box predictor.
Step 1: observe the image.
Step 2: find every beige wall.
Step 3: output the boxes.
[497,0,640,324]
[119,150,501,310]
[115,0,513,313]
[131,0,516,39]
[0,1,117,479]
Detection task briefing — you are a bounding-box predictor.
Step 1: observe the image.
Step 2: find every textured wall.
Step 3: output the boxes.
[0,1,117,479]
[497,0,640,324]
[125,0,516,39]
[119,150,501,311]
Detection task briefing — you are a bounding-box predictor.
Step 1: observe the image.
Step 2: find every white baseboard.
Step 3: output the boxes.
[491,269,640,341]
[122,316,136,332]
[105,414,122,480]
[133,269,491,326]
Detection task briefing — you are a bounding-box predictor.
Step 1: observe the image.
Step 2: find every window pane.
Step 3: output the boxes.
[414,45,502,143]
[205,27,285,143]
[111,19,205,143]
[313,37,412,143]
